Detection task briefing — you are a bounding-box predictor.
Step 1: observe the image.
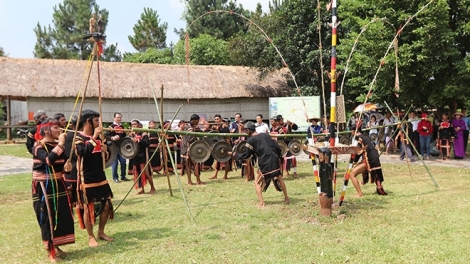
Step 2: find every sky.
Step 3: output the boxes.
[0,0,272,58]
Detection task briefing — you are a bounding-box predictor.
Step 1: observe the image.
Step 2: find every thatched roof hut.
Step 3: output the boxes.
[0,57,290,99]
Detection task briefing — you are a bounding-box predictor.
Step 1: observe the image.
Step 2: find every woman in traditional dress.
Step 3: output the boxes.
[436,113,453,160]
[32,118,75,262]
[451,110,466,159]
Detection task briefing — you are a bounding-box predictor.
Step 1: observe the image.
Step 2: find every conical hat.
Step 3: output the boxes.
[453,109,465,117]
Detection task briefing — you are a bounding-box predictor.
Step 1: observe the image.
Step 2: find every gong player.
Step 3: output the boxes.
[181,114,205,185]
[237,121,289,207]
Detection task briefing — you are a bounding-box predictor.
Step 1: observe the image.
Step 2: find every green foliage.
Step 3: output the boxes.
[0,101,5,121]
[173,34,229,65]
[128,7,168,52]
[33,0,121,61]
[229,0,332,99]
[101,42,122,62]
[228,1,280,69]
[338,0,470,112]
[177,0,251,40]
[0,46,5,57]
[123,47,174,64]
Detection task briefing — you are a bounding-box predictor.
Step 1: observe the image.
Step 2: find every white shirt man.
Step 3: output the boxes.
[255,114,269,134]
[408,112,419,132]
[383,113,395,135]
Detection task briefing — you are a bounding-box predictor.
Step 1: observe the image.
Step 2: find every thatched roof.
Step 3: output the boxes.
[0,57,290,99]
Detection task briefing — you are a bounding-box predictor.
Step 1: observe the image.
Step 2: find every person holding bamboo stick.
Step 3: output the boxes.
[32,118,75,262]
[75,109,114,247]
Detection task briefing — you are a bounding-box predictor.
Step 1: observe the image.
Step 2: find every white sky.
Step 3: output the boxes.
[0,0,272,58]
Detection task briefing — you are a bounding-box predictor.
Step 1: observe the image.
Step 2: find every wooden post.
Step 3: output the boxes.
[6,96,12,142]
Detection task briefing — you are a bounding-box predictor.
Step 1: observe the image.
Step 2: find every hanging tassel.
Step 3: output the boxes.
[89,203,96,226]
[77,207,86,229]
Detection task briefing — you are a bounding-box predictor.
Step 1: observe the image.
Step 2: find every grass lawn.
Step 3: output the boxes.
[0,142,30,158]
[0,147,469,263]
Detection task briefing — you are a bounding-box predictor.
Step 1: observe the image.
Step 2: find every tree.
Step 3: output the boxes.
[338,0,470,112]
[0,46,5,57]
[33,0,121,61]
[227,3,284,76]
[176,0,251,40]
[128,8,168,52]
[123,47,174,64]
[173,34,229,65]
[101,43,122,62]
[229,0,334,99]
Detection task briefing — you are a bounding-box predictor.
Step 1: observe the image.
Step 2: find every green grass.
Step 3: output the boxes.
[0,142,30,158]
[0,152,469,263]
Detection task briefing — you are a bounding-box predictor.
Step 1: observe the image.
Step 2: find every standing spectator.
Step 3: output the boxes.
[436,113,453,160]
[367,115,379,146]
[307,117,322,143]
[417,113,433,160]
[106,112,129,183]
[395,122,415,162]
[408,111,421,155]
[347,113,359,131]
[382,112,396,154]
[461,108,469,154]
[255,114,269,134]
[451,109,466,159]
[229,113,242,145]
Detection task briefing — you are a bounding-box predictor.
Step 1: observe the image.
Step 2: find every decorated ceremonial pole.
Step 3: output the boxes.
[316,0,339,216]
[329,0,338,147]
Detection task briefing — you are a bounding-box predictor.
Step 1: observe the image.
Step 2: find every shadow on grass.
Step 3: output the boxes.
[109,211,146,223]
[338,194,389,215]
[65,226,174,261]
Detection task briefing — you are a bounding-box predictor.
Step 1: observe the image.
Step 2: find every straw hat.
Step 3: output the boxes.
[453,109,465,117]
[308,117,321,122]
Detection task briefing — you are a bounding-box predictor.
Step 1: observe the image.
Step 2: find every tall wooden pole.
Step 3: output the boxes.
[160,85,173,196]
[6,96,12,142]
[329,0,338,147]
[161,86,169,176]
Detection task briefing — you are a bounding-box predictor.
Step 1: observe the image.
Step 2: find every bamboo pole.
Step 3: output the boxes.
[159,84,173,196]
[96,44,106,171]
[67,42,96,166]
[383,102,439,188]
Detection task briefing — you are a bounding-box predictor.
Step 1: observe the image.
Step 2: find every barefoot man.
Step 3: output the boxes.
[75,109,114,247]
[181,114,205,185]
[237,121,289,207]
